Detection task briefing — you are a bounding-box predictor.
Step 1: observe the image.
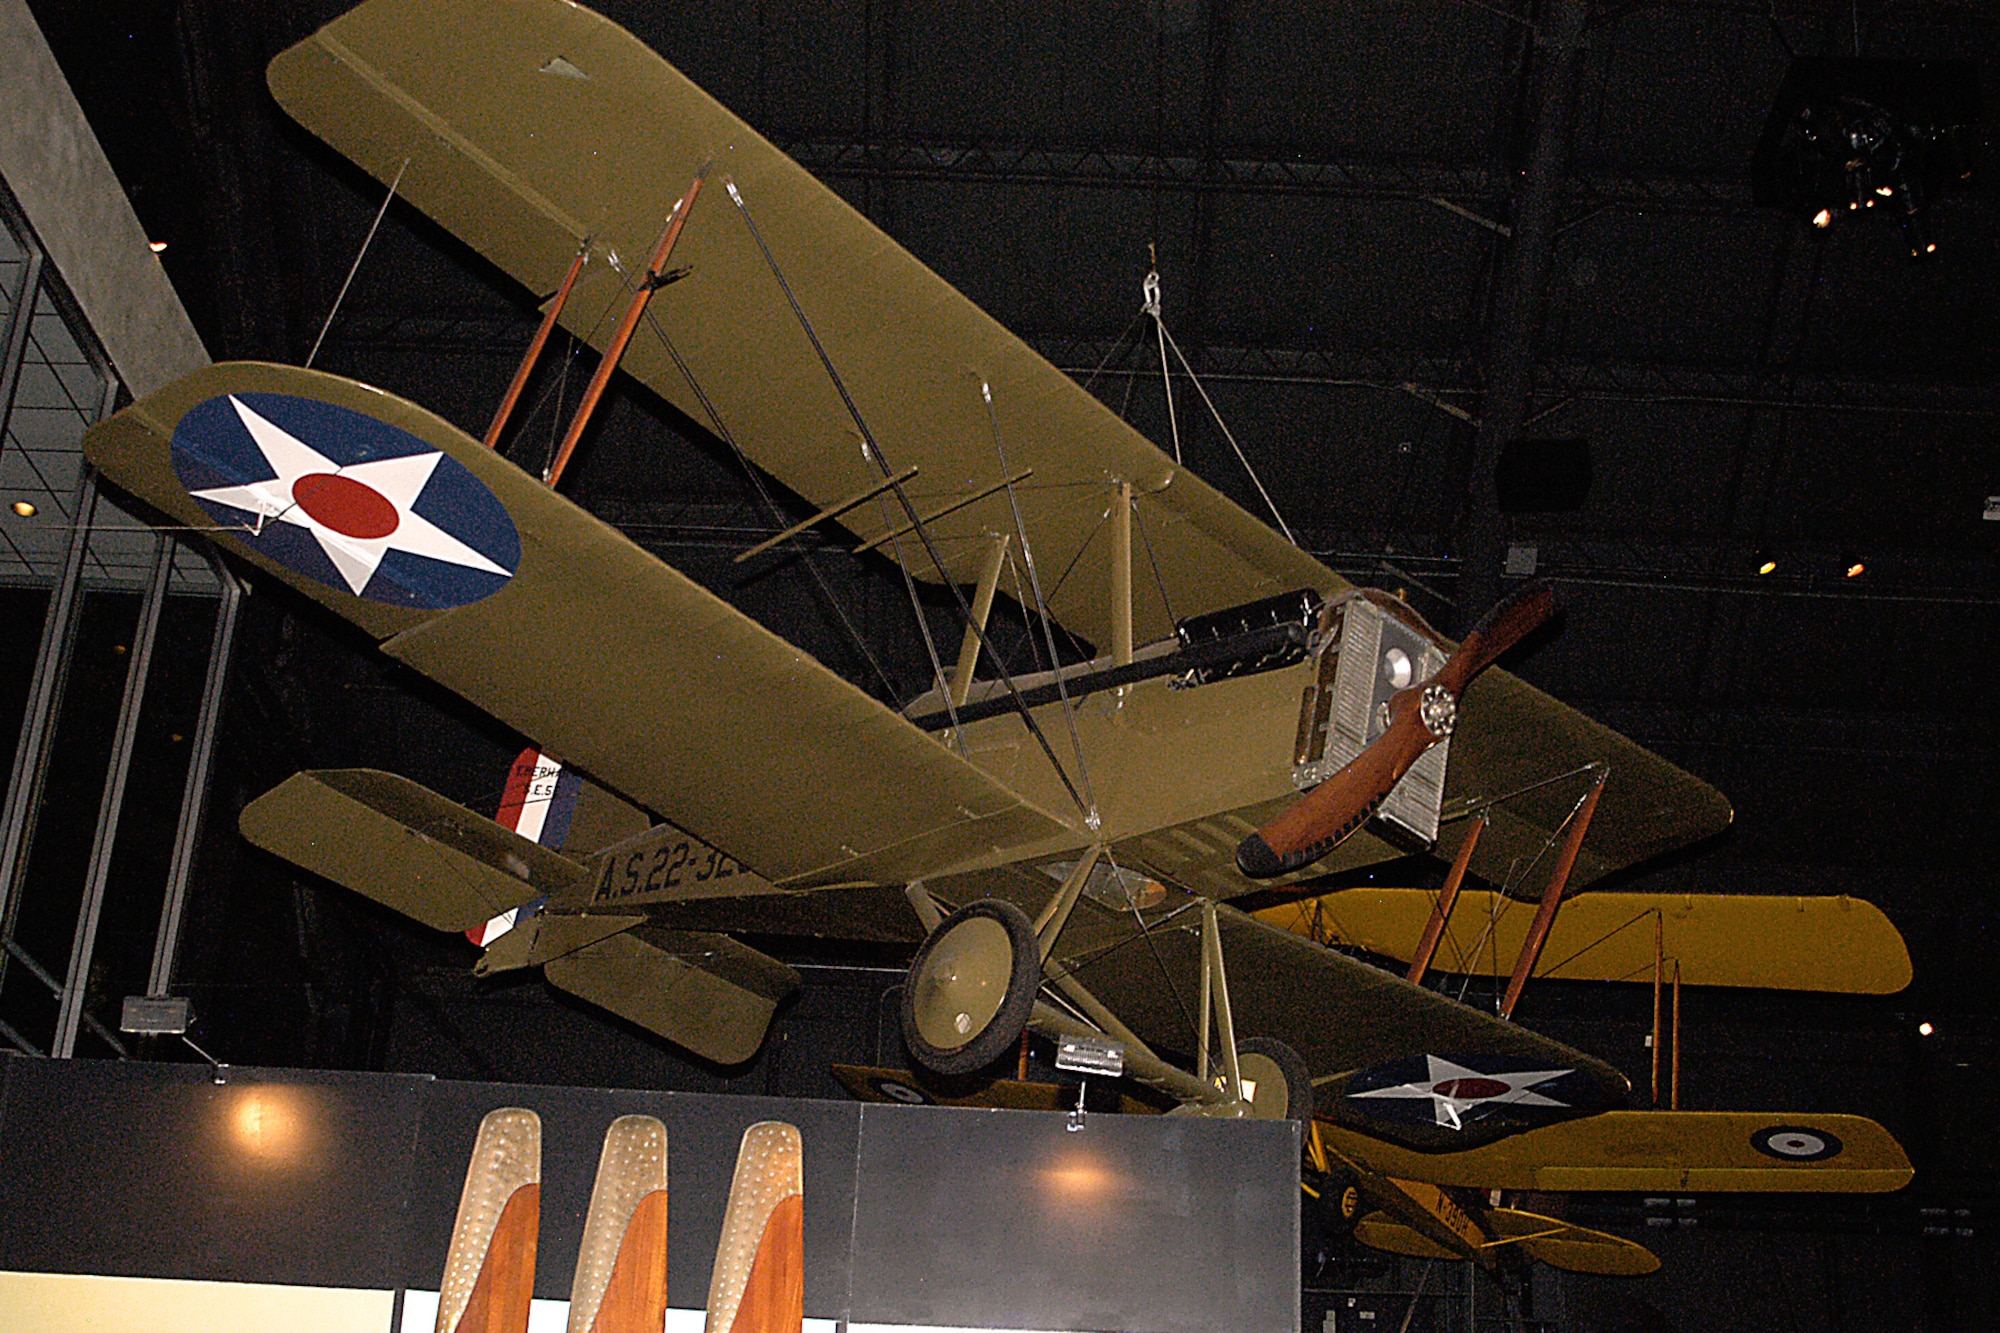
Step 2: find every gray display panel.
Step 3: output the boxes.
[850,1102,1299,1333]
[0,1055,428,1288]
[0,1054,1299,1333]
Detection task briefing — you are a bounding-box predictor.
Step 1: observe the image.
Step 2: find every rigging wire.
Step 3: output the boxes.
[1157,319,1297,543]
[983,383,1099,827]
[1128,493,1178,628]
[635,302,903,703]
[306,157,410,370]
[725,179,1092,822]
[1101,845,1199,1057]
[1143,270,1184,464]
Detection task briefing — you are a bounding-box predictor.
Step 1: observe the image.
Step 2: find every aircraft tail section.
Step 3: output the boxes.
[242,767,799,1064]
[1351,1209,1660,1276]
[241,768,591,931]
[544,927,798,1066]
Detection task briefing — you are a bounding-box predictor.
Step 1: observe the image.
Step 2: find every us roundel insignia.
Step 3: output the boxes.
[170,392,520,610]
[1751,1125,1843,1162]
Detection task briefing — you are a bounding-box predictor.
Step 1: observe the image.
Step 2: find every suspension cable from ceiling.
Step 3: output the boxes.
[305,157,410,370]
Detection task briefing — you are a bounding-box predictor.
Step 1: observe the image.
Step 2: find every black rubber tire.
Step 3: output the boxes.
[1304,1165,1364,1241]
[1237,1035,1316,1122]
[900,898,1040,1076]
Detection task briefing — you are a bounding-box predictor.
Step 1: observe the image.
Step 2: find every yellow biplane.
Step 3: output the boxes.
[81,0,1910,1277]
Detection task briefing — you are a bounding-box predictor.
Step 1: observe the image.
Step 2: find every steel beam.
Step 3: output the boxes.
[1460,0,1593,628]
[0,455,102,1001]
[0,228,44,457]
[53,533,172,1057]
[146,555,241,997]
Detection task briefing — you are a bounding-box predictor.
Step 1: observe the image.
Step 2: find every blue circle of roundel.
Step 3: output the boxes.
[170,392,521,610]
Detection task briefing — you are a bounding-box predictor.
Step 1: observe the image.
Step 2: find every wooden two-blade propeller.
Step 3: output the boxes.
[1235,581,1559,880]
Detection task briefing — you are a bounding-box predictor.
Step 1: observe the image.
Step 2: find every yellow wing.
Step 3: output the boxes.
[1319,1110,1914,1193]
[1259,888,1912,993]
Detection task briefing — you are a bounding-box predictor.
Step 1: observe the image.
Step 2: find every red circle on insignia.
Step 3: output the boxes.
[292,473,399,539]
[1433,1077,1510,1099]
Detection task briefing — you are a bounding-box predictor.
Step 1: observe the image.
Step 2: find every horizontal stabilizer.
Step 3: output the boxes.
[1485,1209,1659,1275]
[1353,1210,1661,1275]
[1352,1213,1457,1261]
[1318,1109,1912,1193]
[240,769,591,932]
[1259,888,1911,993]
[543,926,798,1066]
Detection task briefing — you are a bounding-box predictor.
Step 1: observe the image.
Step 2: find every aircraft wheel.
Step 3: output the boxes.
[900,898,1039,1076]
[1237,1036,1315,1122]
[1305,1166,1364,1240]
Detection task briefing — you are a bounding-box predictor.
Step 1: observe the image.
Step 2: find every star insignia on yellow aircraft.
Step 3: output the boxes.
[1348,1054,1573,1130]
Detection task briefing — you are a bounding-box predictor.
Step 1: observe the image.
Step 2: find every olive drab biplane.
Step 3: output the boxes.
[82,0,1911,1278]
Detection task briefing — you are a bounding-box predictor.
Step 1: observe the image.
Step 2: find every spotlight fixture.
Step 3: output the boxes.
[1846,562,1866,578]
[10,500,34,517]
[1753,58,1982,260]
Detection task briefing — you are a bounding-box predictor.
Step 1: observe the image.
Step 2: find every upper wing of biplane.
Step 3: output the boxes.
[260,0,1729,891]
[85,362,1083,888]
[264,0,1331,651]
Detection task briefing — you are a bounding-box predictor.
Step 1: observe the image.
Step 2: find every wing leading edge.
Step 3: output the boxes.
[264,0,1336,653]
[84,361,1082,887]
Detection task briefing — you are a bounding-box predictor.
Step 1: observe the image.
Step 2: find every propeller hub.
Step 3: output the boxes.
[1419,684,1457,739]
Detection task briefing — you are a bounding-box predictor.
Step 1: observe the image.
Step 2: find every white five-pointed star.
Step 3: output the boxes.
[190,396,509,595]
[1349,1055,1572,1129]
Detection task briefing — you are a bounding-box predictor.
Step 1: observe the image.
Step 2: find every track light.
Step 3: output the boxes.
[1753,58,1981,262]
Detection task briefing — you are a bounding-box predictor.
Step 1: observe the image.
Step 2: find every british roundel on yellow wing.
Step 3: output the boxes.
[170,392,520,609]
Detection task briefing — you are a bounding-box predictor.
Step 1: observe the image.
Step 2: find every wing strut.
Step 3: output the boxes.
[724,178,1097,826]
[1498,770,1608,1018]
[545,166,710,487]
[1407,813,1486,986]
[484,240,590,451]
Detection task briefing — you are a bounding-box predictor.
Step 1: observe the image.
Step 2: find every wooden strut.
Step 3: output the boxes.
[1498,770,1609,1020]
[1407,813,1487,985]
[949,533,1011,707]
[483,242,589,450]
[544,167,710,487]
[1651,912,1664,1106]
[1111,480,1134,667]
[1670,959,1682,1110]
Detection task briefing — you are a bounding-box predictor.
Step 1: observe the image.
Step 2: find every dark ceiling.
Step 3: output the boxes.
[12,0,2000,1312]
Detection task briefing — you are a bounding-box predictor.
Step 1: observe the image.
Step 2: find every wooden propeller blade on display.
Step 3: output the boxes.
[1237,582,1558,879]
[436,1109,541,1333]
[704,1122,804,1333]
[567,1116,671,1333]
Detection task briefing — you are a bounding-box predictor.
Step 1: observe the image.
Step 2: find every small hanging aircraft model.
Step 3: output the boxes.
[83,0,1911,1278]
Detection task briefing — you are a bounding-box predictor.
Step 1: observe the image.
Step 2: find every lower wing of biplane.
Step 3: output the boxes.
[82,356,1906,1278]
[1258,886,1913,994]
[85,363,1635,1117]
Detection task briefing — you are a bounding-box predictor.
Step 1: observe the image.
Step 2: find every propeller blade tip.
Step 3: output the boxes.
[1236,833,1288,880]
